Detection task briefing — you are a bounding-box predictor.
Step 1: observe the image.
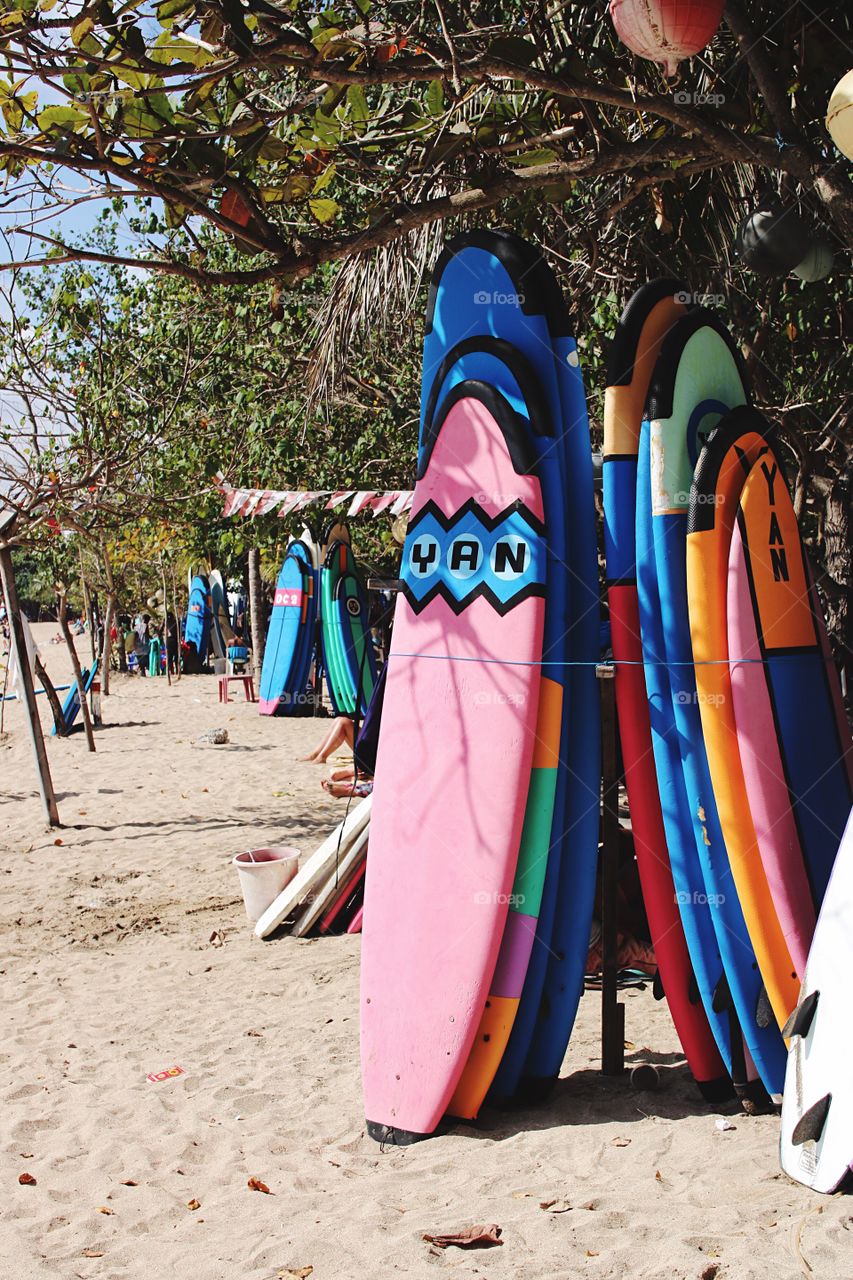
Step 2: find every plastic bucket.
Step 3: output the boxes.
[212,657,227,675]
[233,847,299,922]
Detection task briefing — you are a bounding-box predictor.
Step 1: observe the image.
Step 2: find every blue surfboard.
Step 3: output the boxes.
[636,417,735,1077]
[51,659,98,736]
[334,563,378,718]
[259,541,315,715]
[184,575,211,664]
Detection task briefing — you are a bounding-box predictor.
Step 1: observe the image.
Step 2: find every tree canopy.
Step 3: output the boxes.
[0,2,850,286]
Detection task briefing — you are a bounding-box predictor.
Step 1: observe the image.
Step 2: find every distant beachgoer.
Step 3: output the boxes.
[165,612,179,674]
[133,614,150,675]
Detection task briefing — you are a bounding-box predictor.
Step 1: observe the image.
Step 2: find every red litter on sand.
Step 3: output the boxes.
[146,1065,185,1083]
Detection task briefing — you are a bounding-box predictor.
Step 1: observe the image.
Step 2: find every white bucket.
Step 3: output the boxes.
[212,657,227,675]
[233,847,299,922]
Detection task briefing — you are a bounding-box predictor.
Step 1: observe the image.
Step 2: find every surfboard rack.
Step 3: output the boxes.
[598,663,625,1077]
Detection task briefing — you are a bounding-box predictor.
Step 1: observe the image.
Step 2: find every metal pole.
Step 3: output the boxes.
[597,663,624,1075]
[0,543,61,826]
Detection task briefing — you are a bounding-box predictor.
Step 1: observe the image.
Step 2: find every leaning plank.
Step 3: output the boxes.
[255,794,372,939]
[291,822,370,938]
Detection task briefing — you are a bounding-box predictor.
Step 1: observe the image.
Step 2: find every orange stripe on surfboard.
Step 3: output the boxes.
[737,458,815,652]
[603,293,688,458]
[447,996,518,1118]
[531,676,562,769]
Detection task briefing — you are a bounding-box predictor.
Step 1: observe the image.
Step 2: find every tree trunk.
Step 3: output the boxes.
[0,545,61,826]
[100,592,116,696]
[57,590,97,752]
[100,541,117,694]
[812,465,852,705]
[248,547,264,680]
[171,568,181,681]
[34,654,67,737]
[160,557,171,687]
[78,545,97,665]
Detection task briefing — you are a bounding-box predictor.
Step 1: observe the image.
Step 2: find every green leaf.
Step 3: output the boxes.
[347,84,369,126]
[70,15,95,47]
[426,79,444,117]
[151,31,216,68]
[309,197,339,223]
[156,0,195,19]
[37,103,90,133]
[507,148,558,166]
[311,162,336,192]
[487,36,540,67]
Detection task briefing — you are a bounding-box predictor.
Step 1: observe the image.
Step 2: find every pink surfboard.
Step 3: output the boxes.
[360,383,547,1143]
[728,517,816,974]
[347,905,364,935]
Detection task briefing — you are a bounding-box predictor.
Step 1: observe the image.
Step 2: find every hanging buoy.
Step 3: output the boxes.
[736,202,834,282]
[792,241,835,282]
[609,0,726,76]
[826,69,853,161]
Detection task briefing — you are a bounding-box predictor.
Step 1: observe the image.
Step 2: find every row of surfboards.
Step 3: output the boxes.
[184,570,239,662]
[356,237,853,1194]
[254,796,372,939]
[258,526,378,718]
[603,281,853,1192]
[360,231,602,1144]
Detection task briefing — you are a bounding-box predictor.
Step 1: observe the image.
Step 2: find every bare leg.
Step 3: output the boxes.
[302,716,354,762]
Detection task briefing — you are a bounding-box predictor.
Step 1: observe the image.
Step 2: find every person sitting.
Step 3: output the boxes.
[321,767,373,799]
[319,663,387,797]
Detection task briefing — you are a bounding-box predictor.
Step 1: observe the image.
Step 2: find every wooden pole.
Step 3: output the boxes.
[57,589,97,753]
[171,568,181,681]
[598,663,625,1076]
[248,547,264,681]
[160,557,171,686]
[100,540,117,695]
[0,544,61,826]
[78,544,97,665]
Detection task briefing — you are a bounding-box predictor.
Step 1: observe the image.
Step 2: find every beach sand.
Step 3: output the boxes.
[0,625,849,1279]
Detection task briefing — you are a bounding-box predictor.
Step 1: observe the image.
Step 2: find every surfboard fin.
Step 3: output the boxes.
[755,984,774,1029]
[652,969,665,1002]
[781,990,819,1040]
[687,971,701,1006]
[791,1094,831,1146]
[366,1120,429,1146]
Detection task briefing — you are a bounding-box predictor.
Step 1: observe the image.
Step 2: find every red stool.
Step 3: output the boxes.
[218,674,257,704]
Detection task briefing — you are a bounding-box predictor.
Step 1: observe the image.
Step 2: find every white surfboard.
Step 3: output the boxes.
[255,795,372,939]
[780,807,853,1192]
[290,821,369,938]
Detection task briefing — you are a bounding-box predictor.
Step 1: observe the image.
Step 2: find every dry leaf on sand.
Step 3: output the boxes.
[540,1199,572,1213]
[18,1173,37,1186]
[187,1199,201,1211]
[423,1224,503,1249]
[277,1269,313,1279]
[248,1176,272,1194]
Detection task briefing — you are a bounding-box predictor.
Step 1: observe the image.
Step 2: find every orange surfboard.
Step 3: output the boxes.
[686,405,799,1031]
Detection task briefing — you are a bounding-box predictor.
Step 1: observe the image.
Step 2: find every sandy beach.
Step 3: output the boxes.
[0,625,849,1280]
